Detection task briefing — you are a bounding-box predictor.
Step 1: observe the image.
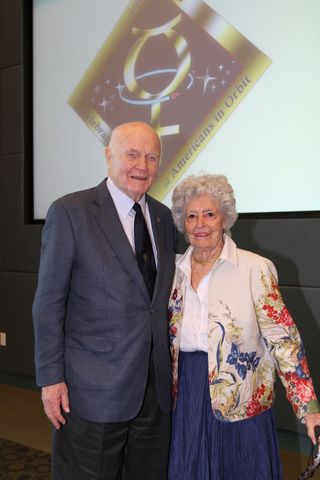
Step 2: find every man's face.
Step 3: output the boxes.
[105,123,161,202]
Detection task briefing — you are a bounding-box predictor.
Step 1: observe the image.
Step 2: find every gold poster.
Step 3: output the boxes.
[68,0,271,199]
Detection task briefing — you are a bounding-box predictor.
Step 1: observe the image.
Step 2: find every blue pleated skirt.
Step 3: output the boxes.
[168,351,283,480]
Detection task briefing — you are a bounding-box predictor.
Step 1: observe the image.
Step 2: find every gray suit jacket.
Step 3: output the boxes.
[33,179,176,422]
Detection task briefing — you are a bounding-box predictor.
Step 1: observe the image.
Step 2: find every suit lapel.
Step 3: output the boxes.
[93,180,149,300]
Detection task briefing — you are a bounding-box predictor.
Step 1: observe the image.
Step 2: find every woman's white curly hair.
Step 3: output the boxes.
[171,174,238,237]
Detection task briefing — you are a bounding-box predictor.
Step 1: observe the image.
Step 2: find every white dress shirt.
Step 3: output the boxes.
[106,178,158,266]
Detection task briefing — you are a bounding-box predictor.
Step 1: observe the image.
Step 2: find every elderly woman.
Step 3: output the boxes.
[168,174,320,479]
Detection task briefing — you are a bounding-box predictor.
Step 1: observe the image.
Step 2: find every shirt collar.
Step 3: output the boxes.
[176,246,193,278]
[220,234,238,266]
[106,177,146,217]
[176,233,238,275]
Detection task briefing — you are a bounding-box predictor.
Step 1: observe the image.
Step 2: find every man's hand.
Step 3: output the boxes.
[41,382,70,429]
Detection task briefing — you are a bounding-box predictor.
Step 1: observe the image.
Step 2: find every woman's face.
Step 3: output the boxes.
[184,194,225,252]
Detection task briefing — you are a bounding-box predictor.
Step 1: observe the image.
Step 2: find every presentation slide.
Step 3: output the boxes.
[32,0,320,219]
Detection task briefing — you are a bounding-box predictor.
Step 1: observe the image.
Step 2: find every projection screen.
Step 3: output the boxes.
[32,0,320,219]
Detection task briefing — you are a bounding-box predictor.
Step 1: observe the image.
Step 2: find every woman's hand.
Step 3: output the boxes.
[304,413,320,445]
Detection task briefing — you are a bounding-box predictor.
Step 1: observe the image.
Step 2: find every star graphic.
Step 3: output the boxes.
[197,68,216,95]
[116,83,124,95]
[99,97,110,113]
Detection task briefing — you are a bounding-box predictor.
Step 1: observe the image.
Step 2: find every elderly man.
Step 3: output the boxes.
[33,122,177,479]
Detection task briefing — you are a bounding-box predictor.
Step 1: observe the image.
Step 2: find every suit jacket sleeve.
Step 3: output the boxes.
[33,199,76,386]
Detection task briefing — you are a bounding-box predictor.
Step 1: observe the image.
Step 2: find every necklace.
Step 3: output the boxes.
[192,253,220,265]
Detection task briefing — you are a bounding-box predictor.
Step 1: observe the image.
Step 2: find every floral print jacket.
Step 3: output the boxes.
[168,235,320,422]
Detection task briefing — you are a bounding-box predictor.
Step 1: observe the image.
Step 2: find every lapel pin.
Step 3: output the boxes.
[142,253,148,262]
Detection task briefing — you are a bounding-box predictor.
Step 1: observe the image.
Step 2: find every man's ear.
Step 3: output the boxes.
[105,146,111,165]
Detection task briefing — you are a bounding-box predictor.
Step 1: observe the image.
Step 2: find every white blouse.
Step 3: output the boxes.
[178,247,212,352]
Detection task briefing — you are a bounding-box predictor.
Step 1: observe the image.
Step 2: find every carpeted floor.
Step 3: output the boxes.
[0,437,51,480]
[0,436,317,479]
[280,448,313,479]
[0,384,51,454]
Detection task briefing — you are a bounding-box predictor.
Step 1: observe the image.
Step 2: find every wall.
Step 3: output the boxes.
[0,0,319,435]
[232,218,320,433]
[0,0,42,377]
